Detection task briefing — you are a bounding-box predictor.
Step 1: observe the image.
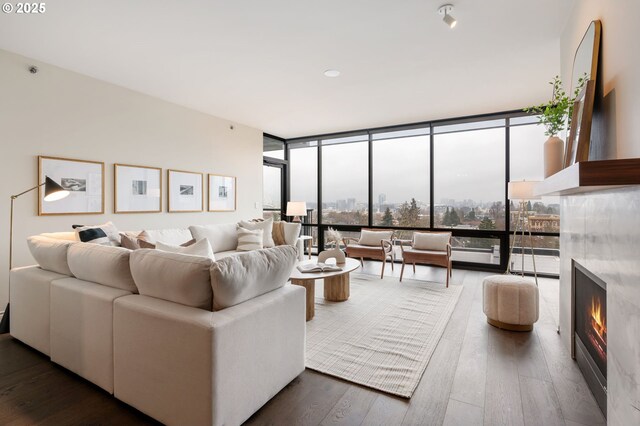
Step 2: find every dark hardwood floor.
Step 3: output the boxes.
[0,263,605,426]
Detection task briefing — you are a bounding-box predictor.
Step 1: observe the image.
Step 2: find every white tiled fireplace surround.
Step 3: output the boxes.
[560,186,640,425]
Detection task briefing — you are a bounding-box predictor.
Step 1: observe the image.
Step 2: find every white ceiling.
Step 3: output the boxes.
[0,0,574,138]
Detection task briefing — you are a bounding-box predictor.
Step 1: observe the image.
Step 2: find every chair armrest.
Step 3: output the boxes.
[397,239,412,253]
[343,237,359,247]
[381,239,393,255]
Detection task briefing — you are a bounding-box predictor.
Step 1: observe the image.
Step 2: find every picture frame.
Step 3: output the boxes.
[208,174,236,212]
[168,169,204,212]
[564,80,596,168]
[114,164,162,213]
[38,156,104,216]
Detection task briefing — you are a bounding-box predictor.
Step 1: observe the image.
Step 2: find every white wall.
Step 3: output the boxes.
[561,0,640,159]
[0,49,264,308]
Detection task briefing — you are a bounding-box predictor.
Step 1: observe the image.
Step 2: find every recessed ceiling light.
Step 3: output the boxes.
[324,69,340,78]
[438,4,457,29]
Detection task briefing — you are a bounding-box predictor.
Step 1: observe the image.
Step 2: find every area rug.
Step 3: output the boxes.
[305,273,462,398]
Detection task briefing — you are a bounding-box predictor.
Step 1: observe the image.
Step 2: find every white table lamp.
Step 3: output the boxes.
[286,201,307,222]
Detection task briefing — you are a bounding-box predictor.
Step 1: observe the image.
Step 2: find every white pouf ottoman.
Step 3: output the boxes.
[483,275,539,331]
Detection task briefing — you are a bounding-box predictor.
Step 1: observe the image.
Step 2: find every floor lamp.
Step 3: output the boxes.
[0,177,69,334]
[506,180,541,287]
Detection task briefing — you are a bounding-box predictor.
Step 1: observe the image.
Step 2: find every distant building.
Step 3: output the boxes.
[378,193,386,212]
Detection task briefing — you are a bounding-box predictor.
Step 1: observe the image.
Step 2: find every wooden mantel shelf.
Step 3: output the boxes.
[535,158,640,196]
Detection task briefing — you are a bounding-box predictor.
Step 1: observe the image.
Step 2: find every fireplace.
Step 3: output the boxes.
[572,260,607,417]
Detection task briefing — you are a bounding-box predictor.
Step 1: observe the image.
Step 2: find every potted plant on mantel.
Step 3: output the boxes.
[525,75,586,178]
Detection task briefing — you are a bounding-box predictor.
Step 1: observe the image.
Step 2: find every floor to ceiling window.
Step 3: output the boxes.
[263,134,286,221]
[372,128,430,238]
[284,111,560,277]
[321,135,369,226]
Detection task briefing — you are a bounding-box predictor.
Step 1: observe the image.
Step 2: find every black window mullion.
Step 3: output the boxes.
[317,141,324,252]
[429,124,435,229]
[368,132,373,228]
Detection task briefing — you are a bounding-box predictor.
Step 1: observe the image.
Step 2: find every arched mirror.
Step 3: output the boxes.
[571,20,601,95]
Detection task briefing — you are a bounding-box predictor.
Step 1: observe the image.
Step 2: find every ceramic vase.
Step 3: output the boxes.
[317,247,346,265]
[544,136,564,178]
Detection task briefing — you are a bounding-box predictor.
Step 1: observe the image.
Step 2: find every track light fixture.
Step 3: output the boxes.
[438,4,457,29]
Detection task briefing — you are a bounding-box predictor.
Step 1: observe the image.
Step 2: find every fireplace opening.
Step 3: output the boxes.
[573,261,607,417]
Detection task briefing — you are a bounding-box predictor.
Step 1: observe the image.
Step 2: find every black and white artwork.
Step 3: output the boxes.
[61,178,87,192]
[209,174,236,211]
[132,180,147,195]
[180,185,194,196]
[168,170,203,212]
[38,156,104,215]
[115,164,161,213]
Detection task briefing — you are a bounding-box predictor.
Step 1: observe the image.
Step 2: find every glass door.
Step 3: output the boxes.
[263,163,284,221]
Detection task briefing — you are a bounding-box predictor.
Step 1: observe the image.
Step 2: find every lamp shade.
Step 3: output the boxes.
[286,201,307,217]
[43,176,70,202]
[508,180,541,201]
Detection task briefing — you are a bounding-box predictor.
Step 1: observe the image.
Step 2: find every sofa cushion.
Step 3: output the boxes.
[238,218,274,248]
[67,243,138,293]
[210,245,297,310]
[189,223,238,253]
[358,230,393,247]
[156,238,215,259]
[214,250,240,259]
[138,228,193,246]
[40,231,77,241]
[73,222,121,246]
[27,236,75,276]
[413,232,450,251]
[130,249,213,310]
[282,222,302,246]
[236,228,263,251]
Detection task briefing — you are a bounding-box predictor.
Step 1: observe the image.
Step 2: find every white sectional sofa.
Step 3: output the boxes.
[9,222,306,426]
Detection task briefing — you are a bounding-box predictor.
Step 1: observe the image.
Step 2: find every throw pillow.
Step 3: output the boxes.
[272,221,287,246]
[120,233,196,250]
[155,238,215,259]
[189,223,238,253]
[236,227,264,251]
[412,232,450,251]
[238,218,275,247]
[73,222,121,246]
[358,230,393,247]
[138,228,193,245]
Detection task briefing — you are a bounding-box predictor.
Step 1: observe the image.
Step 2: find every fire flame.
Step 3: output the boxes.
[590,296,606,341]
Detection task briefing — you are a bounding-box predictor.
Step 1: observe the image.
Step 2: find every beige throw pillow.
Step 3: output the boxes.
[358,230,393,247]
[155,238,215,259]
[412,232,450,251]
[238,218,275,247]
[236,227,263,251]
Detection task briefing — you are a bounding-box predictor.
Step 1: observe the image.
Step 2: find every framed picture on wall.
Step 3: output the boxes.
[114,164,162,213]
[168,169,204,212]
[208,174,236,212]
[564,80,596,168]
[38,156,104,215]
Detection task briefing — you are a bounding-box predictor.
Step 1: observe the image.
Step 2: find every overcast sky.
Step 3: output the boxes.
[272,123,547,208]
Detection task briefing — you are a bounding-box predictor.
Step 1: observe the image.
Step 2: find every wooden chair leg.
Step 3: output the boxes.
[390,255,394,271]
[446,265,450,288]
[400,262,405,282]
[381,258,386,279]
[360,258,364,267]
[413,263,416,273]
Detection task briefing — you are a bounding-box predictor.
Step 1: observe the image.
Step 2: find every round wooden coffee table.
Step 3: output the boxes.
[290,258,360,321]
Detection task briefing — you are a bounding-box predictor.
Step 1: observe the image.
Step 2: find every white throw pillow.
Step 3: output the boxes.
[189,223,238,253]
[412,232,450,251]
[210,246,298,310]
[236,227,263,251]
[358,230,393,247]
[238,218,275,247]
[155,238,215,259]
[130,249,213,310]
[138,228,193,245]
[73,222,121,246]
[282,222,302,246]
